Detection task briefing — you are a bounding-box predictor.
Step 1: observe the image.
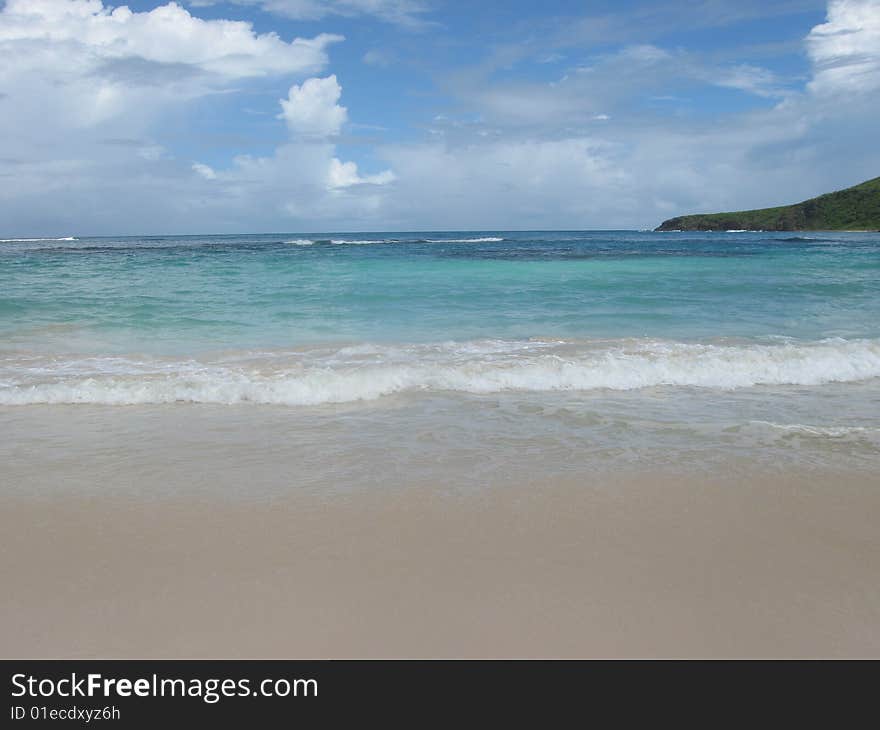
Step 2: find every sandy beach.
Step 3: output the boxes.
[4,463,879,658]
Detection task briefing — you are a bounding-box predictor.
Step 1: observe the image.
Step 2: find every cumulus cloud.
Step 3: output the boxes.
[279,75,348,136]
[190,74,395,224]
[0,0,342,80]
[192,162,217,179]
[0,0,362,234]
[0,0,343,132]
[186,141,395,228]
[328,158,396,187]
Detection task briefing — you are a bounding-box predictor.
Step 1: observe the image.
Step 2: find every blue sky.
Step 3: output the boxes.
[0,0,878,234]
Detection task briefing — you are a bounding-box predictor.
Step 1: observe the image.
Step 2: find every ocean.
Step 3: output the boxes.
[2,230,879,493]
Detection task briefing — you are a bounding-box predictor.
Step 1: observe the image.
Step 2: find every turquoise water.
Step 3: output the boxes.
[1,230,879,405]
[3,230,880,480]
[2,231,879,352]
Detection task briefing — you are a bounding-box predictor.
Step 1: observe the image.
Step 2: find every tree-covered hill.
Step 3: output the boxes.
[655,176,880,231]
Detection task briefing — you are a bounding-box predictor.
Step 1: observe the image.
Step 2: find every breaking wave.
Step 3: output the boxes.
[0,237,77,242]
[749,421,880,438]
[2,337,879,406]
[330,239,391,245]
[326,237,506,245]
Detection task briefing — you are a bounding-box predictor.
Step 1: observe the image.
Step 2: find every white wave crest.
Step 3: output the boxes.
[311,236,505,245]
[0,237,77,242]
[285,239,314,246]
[424,237,504,243]
[2,338,879,406]
[330,239,390,245]
[749,421,880,438]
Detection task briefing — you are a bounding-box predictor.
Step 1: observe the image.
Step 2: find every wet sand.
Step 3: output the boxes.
[3,470,879,658]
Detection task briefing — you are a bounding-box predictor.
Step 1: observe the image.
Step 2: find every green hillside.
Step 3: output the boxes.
[655,176,880,231]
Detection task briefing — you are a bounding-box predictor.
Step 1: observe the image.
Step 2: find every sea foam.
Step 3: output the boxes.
[424,237,505,243]
[0,237,77,242]
[2,338,879,406]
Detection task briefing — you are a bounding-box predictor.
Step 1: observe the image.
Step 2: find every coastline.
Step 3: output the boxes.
[3,229,880,658]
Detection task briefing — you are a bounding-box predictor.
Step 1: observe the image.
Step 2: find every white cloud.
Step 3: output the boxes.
[0,1,374,234]
[376,138,630,227]
[328,158,396,187]
[192,162,217,179]
[190,76,395,224]
[0,0,343,80]
[0,0,343,134]
[807,0,880,94]
[279,75,348,136]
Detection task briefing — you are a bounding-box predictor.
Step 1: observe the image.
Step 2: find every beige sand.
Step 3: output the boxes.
[3,471,879,658]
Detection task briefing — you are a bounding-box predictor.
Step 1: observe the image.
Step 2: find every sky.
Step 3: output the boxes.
[0,0,878,234]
